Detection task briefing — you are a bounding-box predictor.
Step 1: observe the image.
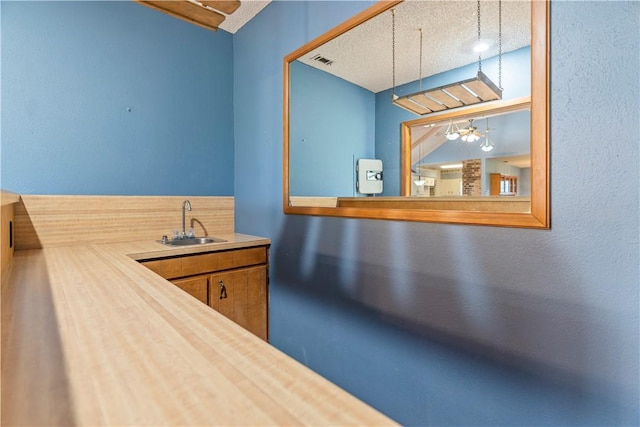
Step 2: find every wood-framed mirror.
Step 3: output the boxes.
[283,0,549,228]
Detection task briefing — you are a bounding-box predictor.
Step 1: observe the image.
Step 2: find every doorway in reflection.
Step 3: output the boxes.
[407,102,531,199]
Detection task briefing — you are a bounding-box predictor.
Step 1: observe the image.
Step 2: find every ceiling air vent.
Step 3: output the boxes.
[311,54,334,66]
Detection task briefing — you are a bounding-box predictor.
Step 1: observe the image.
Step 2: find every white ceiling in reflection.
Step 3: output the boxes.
[298,0,531,93]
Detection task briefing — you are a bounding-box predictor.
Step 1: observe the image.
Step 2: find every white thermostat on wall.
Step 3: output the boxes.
[356,159,383,195]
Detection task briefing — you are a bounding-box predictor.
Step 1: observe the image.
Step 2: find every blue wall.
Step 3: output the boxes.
[289,61,374,196]
[234,1,639,426]
[1,1,234,195]
[233,0,375,238]
[1,1,638,426]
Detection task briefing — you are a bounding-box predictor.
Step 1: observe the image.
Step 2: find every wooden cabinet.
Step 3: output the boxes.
[209,266,267,340]
[140,246,269,340]
[490,173,501,196]
[490,173,518,196]
[172,275,208,305]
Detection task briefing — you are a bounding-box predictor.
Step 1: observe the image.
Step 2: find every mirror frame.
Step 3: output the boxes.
[283,0,549,229]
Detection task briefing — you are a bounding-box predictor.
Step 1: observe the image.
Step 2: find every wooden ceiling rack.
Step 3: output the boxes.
[137,0,241,32]
[392,71,502,116]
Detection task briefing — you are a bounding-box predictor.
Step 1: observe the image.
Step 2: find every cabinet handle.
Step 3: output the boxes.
[219,280,227,300]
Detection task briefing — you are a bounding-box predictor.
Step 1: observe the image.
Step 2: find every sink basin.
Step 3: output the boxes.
[160,237,227,246]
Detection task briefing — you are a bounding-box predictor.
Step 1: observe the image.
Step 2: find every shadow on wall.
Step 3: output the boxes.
[272,214,634,426]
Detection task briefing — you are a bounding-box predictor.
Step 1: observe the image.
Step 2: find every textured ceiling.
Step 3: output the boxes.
[298,0,530,93]
[218,0,270,33]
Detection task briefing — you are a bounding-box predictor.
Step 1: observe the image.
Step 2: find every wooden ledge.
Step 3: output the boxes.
[1,190,20,206]
[337,196,531,213]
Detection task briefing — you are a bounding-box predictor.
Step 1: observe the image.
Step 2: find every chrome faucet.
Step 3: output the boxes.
[182,199,192,237]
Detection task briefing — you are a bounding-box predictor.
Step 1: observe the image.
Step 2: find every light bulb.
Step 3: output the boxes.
[472,38,494,53]
[461,134,468,142]
[481,143,494,152]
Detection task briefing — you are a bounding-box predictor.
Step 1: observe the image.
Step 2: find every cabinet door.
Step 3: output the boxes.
[209,266,267,340]
[171,276,208,304]
[490,173,501,196]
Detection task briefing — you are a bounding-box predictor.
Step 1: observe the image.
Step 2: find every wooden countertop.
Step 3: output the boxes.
[0,190,20,206]
[1,235,397,426]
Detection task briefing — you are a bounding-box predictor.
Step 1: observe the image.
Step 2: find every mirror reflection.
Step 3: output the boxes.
[284,0,549,228]
[404,98,531,213]
[289,0,531,206]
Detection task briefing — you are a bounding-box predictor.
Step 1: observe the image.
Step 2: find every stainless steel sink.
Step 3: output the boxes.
[160,237,226,246]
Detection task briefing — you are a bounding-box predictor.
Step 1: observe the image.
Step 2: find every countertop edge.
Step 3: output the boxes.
[121,233,272,261]
[1,234,399,426]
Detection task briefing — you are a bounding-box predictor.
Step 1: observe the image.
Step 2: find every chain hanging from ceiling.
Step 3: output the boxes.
[391,0,503,116]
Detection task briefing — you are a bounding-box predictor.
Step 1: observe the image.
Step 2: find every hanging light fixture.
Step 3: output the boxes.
[391,0,503,116]
[414,137,426,187]
[480,118,495,152]
[459,119,483,142]
[445,121,461,140]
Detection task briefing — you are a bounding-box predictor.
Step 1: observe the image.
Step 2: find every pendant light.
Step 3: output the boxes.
[414,137,426,187]
[445,120,461,140]
[459,119,483,142]
[480,118,495,152]
[391,0,503,116]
